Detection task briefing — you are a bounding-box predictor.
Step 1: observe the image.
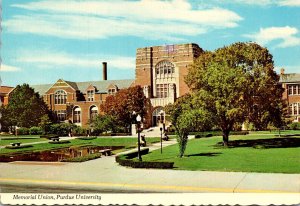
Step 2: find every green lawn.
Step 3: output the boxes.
[142,134,300,173]
[0,136,48,146]
[0,137,160,155]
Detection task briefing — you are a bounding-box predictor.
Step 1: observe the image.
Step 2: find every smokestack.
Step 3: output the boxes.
[102,62,107,80]
[280,68,285,75]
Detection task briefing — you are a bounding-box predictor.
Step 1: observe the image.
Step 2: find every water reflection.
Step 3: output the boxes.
[0,146,124,162]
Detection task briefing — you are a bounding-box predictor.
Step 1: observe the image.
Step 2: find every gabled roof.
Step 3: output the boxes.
[31,79,134,95]
[0,86,15,95]
[280,73,300,83]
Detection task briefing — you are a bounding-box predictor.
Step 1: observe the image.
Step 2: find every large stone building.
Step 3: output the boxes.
[134,43,203,126]
[280,69,300,122]
[0,86,14,106]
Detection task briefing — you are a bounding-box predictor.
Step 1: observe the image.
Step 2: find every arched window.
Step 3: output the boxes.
[73,107,81,123]
[54,90,67,104]
[90,106,98,120]
[155,61,175,77]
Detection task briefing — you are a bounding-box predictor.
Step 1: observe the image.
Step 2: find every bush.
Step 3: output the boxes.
[77,136,97,140]
[288,122,300,130]
[48,123,76,136]
[73,127,87,136]
[29,126,43,135]
[48,140,71,144]
[115,148,174,169]
[40,134,59,139]
[17,127,29,135]
[61,153,101,162]
[5,144,33,149]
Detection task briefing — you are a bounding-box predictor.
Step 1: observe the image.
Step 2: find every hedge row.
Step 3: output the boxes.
[166,131,249,138]
[115,148,174,169]
[61,153,101,162]
[40,134,59,139]
[48,140,71,144]
[5,145,33,149]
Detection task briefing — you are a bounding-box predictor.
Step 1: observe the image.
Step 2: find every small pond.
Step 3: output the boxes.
[0,146,124,162]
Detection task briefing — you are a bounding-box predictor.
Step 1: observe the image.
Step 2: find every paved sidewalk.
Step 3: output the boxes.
[0,137,299,193]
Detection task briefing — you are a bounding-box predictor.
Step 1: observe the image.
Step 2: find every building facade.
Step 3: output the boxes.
[0,86,14,106]
[30,63,134,128]
[280,69,300,122]
[134,43,203,126]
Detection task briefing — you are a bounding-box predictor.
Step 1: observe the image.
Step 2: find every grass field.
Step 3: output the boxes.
[0,137,161,155]
[142,134,300,173]
[0,136,47,146]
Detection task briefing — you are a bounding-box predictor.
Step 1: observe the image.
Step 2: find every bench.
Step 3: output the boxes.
[51,137,60,142]
[99,149,112,156]
[11,142,21,147]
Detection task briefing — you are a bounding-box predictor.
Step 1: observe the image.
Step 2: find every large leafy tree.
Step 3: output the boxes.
[4,84,50,128]
[186,42,284,146]
[166,94,213,157]
[89,114,116,134]
[100,85,150,130]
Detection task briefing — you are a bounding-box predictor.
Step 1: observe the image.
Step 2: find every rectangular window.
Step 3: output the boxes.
[56,110,66,121]
[293,86,297,95]
[156,84,169,98]
[289,104,293,115]
[87,90,94,101]
[298,85,300,95]
[294,103,297,115]
[288,85,293,95]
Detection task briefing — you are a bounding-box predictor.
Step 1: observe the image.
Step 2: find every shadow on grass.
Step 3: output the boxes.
[187,152,222,157]
[215,137,300,149]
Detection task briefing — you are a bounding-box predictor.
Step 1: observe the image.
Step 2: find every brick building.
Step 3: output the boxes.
[0,86,14,106]
[134,43,203,126]
[30,63,134,127]
[280,69,300,122]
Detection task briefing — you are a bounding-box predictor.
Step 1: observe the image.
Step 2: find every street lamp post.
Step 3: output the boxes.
[136,114,142,161]
[160,127,163,154]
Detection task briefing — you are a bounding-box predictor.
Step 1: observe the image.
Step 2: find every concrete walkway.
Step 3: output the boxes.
[0,138,299,193]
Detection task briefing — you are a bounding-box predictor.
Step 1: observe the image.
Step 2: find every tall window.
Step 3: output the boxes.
[90,106,98,120]
[87,90,94,101]
[289,102,300,116]
[155,61,175,78]
[54,90,67,104]
[73,107,81,123]
[288,85,300,95]
[56,110,66,121]
[156,84,169,98]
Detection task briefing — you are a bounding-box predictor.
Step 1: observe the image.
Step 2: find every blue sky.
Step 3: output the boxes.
[1,0,300,87]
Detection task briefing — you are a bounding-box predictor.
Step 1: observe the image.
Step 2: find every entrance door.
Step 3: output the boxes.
[152,107,164,126]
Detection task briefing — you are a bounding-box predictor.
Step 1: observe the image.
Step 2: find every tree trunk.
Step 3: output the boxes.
[222,130,229,147]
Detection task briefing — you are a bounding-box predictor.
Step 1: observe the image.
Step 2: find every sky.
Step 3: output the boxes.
[1,0,300,87]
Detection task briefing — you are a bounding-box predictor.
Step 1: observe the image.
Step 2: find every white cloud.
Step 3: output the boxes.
[245,26,300,48]
[16,50,135,70]
[4,0,242,41]
[278,0,300,6]
[203,0,300,7]
[0,64,21,72]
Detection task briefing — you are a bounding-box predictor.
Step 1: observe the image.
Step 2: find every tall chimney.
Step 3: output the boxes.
[280,68,285,75]
[102,62,107,80]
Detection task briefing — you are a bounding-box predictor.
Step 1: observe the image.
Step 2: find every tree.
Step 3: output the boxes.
[89,114,116,134]
[38,114,52,134]
[166,94,213,157]
[100,85,150,130]
[186,42,283,146]
[5,84,50,128]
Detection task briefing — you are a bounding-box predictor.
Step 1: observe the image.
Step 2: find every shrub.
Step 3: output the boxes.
[5,144,33,149]
[17,127,29,135]
[115,148,174,169]
[48,140,71,144]
[61,153,101,162]
[288,122,300,130]
[73,127,87,136]
[29,126,43,135]
[77,136,97,140]
[48,123,76,136]
[40,134,59,139]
